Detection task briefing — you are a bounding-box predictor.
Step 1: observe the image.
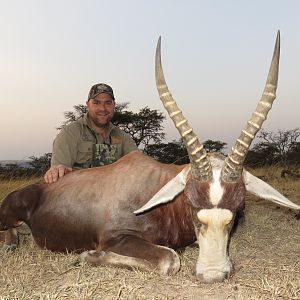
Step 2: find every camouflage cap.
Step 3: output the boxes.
[88,83,115,100]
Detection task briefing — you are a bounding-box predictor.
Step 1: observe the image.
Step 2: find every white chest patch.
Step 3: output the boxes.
[209,170,224,206]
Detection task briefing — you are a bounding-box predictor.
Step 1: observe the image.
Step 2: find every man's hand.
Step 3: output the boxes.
[44,164,73,183]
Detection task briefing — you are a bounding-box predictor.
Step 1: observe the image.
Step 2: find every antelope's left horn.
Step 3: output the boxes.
[222,31,280,182]
[155,37,212,181]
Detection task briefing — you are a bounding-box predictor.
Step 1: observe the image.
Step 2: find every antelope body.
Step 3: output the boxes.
[0,32,299,283]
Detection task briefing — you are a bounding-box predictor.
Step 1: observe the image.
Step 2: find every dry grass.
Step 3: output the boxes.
[0,168,299,300]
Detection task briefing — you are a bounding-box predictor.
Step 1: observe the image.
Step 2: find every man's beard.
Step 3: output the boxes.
[90,114,111,128]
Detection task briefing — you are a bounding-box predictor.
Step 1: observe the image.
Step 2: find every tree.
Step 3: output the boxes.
[114,106,165,149]
[57,104,87,129]
[145,138,227,165]
[0,154,52,179]
[29,153,52,175]
[245,143,279,167]
[0,163,29,179]
[258,128,300,164]
[287,141,300,165]
[145,139,189,164]
[245,128,300,167]
[203,139,227,154]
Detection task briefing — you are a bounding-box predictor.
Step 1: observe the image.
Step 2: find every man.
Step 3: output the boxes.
[44,83,138,183]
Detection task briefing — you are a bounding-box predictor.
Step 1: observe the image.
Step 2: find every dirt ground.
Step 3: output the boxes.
[0,168,299,300]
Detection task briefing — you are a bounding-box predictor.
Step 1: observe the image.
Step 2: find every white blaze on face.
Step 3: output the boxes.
[196,208,233,283]
[209,169,224,206]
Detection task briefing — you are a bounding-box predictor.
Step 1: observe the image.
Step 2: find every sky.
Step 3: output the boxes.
[0,0,299,160]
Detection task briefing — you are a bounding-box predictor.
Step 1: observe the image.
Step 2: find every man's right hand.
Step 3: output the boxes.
[44,165,73,183]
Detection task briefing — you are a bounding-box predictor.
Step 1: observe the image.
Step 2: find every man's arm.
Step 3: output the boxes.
[44,127,77,183]
[121,132,138,155]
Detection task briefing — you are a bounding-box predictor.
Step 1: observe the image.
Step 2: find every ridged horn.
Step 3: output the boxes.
[222,31,280,182]
[155,37,212,181]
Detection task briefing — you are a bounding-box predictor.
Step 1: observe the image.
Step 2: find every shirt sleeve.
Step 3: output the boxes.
[50,127,78,167]
[122,132,138,155]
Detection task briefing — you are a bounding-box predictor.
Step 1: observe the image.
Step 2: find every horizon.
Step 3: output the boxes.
[1,1,299,160]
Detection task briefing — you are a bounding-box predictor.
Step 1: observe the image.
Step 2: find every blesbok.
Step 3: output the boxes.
[0,32,299,283]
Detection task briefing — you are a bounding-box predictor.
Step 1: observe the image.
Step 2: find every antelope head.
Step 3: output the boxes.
[135,32,300,283]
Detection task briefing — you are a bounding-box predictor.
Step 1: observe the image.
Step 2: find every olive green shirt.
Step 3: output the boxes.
[51,113,138,169]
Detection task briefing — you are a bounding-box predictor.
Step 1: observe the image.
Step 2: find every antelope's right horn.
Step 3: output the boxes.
[222,31,280,182]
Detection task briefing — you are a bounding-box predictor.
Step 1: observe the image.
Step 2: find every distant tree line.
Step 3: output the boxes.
[245,128,300,167]
[0,153,51,179]
[1,103,299,179]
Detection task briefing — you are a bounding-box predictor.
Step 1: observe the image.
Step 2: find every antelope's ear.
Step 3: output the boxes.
[134,165,191,214]
[243,171,300,210]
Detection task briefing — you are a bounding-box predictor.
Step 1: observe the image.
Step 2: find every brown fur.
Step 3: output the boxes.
[218,178,246,212]
[184,178,213,210]
[0,152,198,253]
[0,151,244,278]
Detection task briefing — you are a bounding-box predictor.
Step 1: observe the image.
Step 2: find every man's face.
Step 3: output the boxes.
[86,93,115,128]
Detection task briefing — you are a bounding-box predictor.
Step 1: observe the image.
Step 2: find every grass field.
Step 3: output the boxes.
[0,167,299,300]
